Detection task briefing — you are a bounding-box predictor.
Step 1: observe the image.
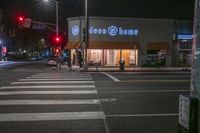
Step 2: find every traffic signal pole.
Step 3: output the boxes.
[191,0,200,96]
[190,0,200,132]
[83,0,88,71]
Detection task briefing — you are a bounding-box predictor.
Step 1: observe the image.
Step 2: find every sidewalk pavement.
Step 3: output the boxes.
[0,61,12,64]
[61,64,191,72]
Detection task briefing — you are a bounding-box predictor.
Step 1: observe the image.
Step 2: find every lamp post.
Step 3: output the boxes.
[43,0,60,57]
[43,0,59,36]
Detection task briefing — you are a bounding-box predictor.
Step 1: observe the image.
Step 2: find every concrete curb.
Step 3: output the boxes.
[60,65,191,72]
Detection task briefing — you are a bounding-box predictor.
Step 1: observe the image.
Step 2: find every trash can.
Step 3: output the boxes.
[119,59,125,71]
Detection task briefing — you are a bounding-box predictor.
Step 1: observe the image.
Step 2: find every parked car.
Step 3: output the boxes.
[142,60,160,67]
[47,58,57,66]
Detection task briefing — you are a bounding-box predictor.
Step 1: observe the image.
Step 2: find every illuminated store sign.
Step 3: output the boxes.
[71,25,139,37]
[72,25,80,36]
[177,34,193,40]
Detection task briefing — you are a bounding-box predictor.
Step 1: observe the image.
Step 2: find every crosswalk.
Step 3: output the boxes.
[0,72,106,133]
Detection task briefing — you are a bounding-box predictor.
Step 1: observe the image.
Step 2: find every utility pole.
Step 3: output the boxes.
[191,0,200,100]
[83,0,88,71]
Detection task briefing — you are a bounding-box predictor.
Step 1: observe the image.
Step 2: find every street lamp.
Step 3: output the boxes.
[43,0,59,36]
[43,0,60,56]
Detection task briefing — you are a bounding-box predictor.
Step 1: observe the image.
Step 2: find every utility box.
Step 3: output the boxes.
[178,95,199,133]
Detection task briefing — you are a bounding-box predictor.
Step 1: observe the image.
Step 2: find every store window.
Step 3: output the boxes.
[105,49,138,66]
[88,49,103,65]
[177,40,192,66]
[179,40,192,49]
[105,50,120,66]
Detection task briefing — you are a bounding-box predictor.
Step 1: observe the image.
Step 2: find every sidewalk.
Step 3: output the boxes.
[61,64,191,72]
[0,61,12,65]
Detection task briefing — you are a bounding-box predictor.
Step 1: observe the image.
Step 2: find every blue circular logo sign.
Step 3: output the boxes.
[108,26,118,36]
[72,25,79,36]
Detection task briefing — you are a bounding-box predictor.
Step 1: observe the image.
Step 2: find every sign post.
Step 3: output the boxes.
[178,95,199,133]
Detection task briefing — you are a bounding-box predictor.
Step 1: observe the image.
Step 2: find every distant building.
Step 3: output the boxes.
[66,17,193,67]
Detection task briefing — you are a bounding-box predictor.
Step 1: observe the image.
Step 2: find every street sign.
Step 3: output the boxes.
[178,95,199,133]
[32,24,45,30]
[24,18,31,28]
[179,95,190,129]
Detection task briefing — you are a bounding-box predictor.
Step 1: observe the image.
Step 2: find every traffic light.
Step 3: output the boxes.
[18,16,24,22]
[55,47,60,54]
[17,16,25,28]
[83,28,86,42]
[54,36,61,44]
[18,16,24,23]
[56,36,60,42]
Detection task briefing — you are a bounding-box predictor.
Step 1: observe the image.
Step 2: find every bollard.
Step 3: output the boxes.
[119,59,125,71]
[95,63,99,71]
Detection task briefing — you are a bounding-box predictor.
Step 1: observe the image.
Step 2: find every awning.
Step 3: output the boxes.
[147,42,170,50]
[65,42,80,49]
[66,41,139,49]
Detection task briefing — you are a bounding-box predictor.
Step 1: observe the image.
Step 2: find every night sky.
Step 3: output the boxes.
[0,0,195,32]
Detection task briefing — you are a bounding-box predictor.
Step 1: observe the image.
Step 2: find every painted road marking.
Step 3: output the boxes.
[11,81,94,84]
[0,85,95,89]
[106,113,178,117]
[20,78,93,81]
[0,112,105,122]
[0,90,98,95]
[26,75,91,79]
[102,72,120,82]
[0,100,100,105]
[100,89,190,94]
[32,74,90,77]
[95,80,190,83]
[26,77,93,80]
[114,75,191,78]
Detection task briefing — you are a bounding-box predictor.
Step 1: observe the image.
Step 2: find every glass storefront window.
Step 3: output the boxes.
[71,49,138,67]
[179,41,192,49]
[88,49,103,65]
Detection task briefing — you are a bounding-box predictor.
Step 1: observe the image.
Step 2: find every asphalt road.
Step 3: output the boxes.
[0,62,191,133]
[91,72,190,133]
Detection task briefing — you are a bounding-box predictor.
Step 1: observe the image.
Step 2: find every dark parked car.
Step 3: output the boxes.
[142,60,160,67]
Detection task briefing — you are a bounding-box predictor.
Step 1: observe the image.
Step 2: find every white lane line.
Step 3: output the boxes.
[102,72,120,82]
[0,112,105,122]
[115,75,191,78]
[26,77,93,80]
[106,113,178,117]
[32,74,90,77]
[0,90,98,95]
[100,89,190,94]
[26,76,91,79]
[20,78,93,81]
[0,100,100,105]
[11,81,94,84]
[0,85,95,89]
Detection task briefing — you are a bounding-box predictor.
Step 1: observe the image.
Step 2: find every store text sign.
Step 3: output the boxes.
[72,25,139,37]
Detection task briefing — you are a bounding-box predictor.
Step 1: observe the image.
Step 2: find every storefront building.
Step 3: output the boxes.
[66,17,192,67]
[172,20,193,66]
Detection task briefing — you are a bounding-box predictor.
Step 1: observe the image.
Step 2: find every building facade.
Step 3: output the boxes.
[172,20,193,66]
[66,17,192,67]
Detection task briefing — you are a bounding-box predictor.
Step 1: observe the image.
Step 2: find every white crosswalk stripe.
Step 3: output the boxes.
[0,90,98,95]
[0,72,105,122]
[0,100,100,105]
[0,85,95,89]
[0,112,105,122]
[20,78,93,81]
[11,81,94,84]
